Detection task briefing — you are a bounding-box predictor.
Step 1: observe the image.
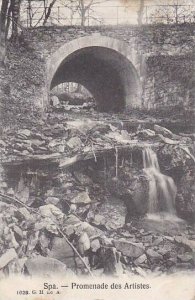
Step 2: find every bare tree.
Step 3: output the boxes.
[0,0,23,62]
[43,0,58,24]
[149,0,195,24]
[21,0,59,27]
[62,0,108,27]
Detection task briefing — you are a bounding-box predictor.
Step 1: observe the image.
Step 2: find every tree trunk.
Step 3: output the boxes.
[0,0,10,63]
[175,5,179,24]
[5,2,13,41]
[11,0,21,42]
[81,11,86,27]
[137,0,145,25]
[43,0,57,25]
[79,0,86,27]
[27,0,32,27]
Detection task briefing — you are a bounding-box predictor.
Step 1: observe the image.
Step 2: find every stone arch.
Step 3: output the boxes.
[47,34,141,112]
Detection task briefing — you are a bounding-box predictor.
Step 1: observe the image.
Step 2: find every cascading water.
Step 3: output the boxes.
[143,148,177,214]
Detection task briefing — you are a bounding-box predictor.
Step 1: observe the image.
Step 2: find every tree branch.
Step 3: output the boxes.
[43,0,57,25]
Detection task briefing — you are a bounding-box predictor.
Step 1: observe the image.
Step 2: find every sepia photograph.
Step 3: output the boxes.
[0,0,195,299]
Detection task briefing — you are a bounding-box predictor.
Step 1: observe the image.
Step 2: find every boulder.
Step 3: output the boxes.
[152,236,164,246]
[64,224,75,237]
[0,140,6,147]
[71,191,91,204]
[17,129,31,138]
[124,173,149,219]
[31,139,45,148]
[65,214,81,225]
[175,168,195,222]
[45,197,60,205]
[39,231,50,252]
[67,137,82,150]
[141,235,153,244]
[158,144,193,170]
[7,188,14,196]
[26,231,39,253]
[91,239,101,252]
[175,236,195,252]
[166,257,177,267]
[114,240,145,258]
[74,221,104,238]
[73,171,93,185]
[138,129,156,139]
[0,201,12,213]
[59,144,65,153]
[146,249,163,263]
[50,95,60,107]
[120,231,135,238]
[92,214,106,226]
[177,253,194,263]
[134,254,147,266]
[10,229,19,249]
[48,139,60,148]
[154,125,173,138]
[0,248,18,269]
[158,245,172,258]
[25,256,67,277]
[158,134,179,145]
[48,237,75,268]
[39,204,64,221]
[16,207,33,221]
[78,232,91,255]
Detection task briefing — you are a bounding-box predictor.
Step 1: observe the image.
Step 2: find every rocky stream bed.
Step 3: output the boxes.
[0,105,194,279]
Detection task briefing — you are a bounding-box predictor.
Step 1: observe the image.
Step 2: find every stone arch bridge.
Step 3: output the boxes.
[1,24,194,119]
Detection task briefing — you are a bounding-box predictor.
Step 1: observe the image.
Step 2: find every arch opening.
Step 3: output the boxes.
[48,38,141,112]
[51,82,96,109]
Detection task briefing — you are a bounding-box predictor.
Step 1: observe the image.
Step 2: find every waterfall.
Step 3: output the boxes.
[143,148,177,214]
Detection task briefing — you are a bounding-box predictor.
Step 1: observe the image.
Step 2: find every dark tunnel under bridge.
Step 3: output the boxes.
[48,35,141,112]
